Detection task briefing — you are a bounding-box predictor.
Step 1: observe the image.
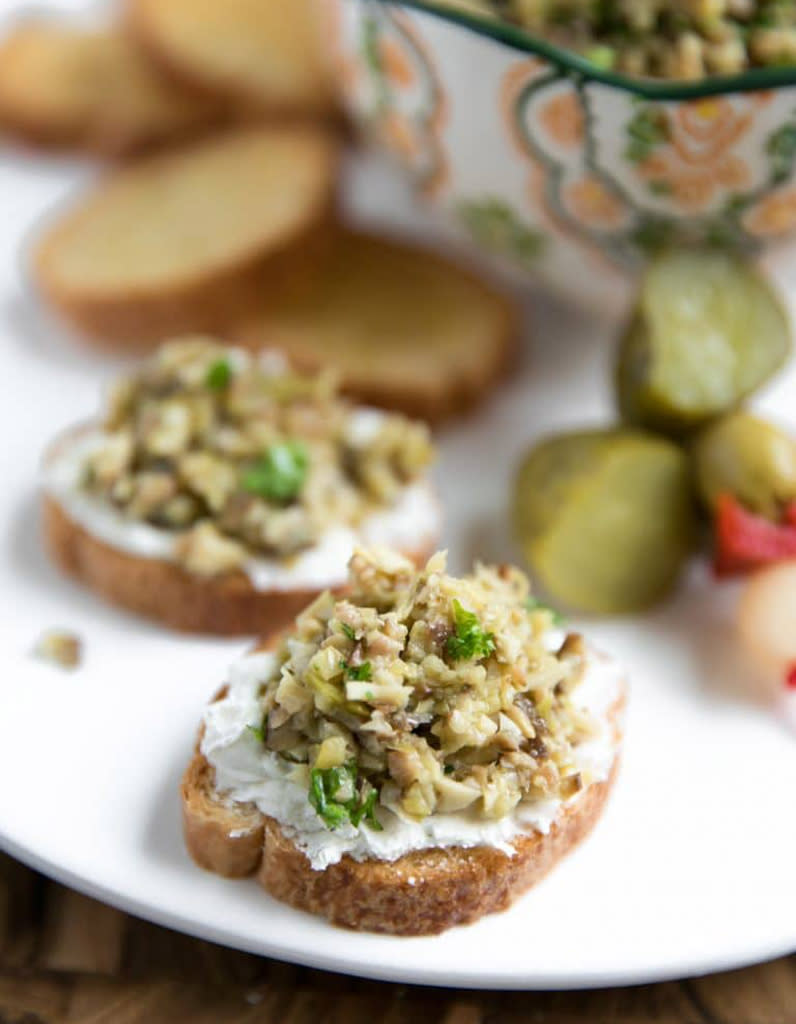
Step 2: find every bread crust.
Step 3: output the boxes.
[271,317,516,425]
[42,486,436,637]
[33,126,339,348]
[181,677,625,935]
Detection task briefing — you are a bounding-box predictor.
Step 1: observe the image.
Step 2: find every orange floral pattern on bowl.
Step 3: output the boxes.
[744,186,796,237]
[329,0,796,312]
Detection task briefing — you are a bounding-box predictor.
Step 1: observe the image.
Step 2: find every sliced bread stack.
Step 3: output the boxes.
[234,230,517,423]
[14,1,519,423]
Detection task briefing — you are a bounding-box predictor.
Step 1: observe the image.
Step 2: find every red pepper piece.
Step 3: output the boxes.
[786,502,796,529]
[714,493,796,577]
[787,664,796,690]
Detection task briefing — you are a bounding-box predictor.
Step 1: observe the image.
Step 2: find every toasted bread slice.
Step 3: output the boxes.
[33,126,339,347]
[232,231,518,423]
[182,678,624,935]
[128,0,337,119]
[0,21,222,155]
[42,495,435,637]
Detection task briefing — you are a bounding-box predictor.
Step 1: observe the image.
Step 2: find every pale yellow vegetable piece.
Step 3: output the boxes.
[737,559,796,698]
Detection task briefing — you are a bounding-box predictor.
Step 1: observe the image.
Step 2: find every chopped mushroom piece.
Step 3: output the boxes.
[33,629,82,669]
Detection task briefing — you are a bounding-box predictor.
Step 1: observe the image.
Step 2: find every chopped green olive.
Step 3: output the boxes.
[241,441,309,503]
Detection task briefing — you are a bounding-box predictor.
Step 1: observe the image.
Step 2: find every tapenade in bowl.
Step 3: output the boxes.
[41,338,440,635]
[329,0,796,311]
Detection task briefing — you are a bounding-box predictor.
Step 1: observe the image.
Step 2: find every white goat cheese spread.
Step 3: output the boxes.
[42,422,440,593]
[200,648,624,871]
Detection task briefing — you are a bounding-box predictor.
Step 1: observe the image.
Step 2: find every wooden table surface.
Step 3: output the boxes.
[1,854,793,1024]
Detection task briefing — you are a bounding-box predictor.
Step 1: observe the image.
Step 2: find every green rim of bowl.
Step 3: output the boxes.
[373,0,796,99]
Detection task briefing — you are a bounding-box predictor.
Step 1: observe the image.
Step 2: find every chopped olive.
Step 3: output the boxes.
[616,250,791,436]
[513,428,696,614]
[693,411,796,520]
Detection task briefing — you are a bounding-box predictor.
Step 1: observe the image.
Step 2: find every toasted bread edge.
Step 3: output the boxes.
[181,669,625,934]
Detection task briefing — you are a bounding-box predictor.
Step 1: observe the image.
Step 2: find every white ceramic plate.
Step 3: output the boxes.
[0,19,795,985]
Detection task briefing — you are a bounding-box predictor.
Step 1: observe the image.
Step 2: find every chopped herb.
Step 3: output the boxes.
[445,599,496,662]
[247,713,267,743]
[365,690,374,701]
[241,441,308,503]
[205,358,232,390]
[350,785,382,829]
[584,44,615,69]
[525,596,566,626]
[339,659,373,682]
[444,763,455,775]
[308,761,383,831]
[341,623,356,641]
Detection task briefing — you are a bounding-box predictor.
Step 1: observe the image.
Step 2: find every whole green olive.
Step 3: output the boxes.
[616,250,791,436]
[513,428,696,614]
[692,411,796,520]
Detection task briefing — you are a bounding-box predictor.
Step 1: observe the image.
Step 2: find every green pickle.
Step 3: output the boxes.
[692,411,796,519]
[513,429,695,614]
[617,250,790,436]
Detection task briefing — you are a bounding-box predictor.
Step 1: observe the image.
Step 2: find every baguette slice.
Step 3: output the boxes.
[233,231,518,423]
[182,666,624,935]
[0,21,222,156]
[33,126,339,348]
[43,494,435,637]
[128,0,337,119]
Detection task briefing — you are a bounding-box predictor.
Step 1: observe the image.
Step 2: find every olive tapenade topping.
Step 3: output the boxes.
[80,339,434,574]
[250,548,602,830]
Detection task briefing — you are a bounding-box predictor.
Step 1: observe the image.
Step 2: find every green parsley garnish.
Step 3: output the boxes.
[349,786,380,828]
[445,599,496,662]
[341,623,356,642]
[339,659,372,682]
[247,713,267,743]
[240,441,308,503]
[205,358,232,390]
[308,761,383,831]
[525,596,566,626]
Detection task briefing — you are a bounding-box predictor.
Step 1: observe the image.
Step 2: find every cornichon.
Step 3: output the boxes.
[513,429,696,614]
[616,250,790,436]
[692,411,796,520]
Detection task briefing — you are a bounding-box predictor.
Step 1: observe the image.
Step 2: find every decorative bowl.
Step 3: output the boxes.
[326,0,796,311]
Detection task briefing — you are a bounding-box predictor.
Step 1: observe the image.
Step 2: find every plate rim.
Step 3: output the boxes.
[2,831,794,990]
